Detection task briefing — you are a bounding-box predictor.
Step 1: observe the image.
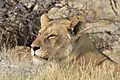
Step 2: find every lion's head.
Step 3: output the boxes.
[31,14,86,63]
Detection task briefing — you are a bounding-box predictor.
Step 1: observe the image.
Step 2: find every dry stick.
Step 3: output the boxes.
[109,0,118,16]
[112,0,117,8]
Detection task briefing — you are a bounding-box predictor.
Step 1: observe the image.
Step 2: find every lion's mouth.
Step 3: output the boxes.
[33,52,49,61]
[31,47,49,60]
[40,56,48,60]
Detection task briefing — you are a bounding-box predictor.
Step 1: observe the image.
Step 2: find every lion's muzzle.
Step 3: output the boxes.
[31,44,40,55]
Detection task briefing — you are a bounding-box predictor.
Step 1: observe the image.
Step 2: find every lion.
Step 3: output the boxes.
[31,14,118,67]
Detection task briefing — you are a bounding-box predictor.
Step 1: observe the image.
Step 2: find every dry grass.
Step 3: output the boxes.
[37,60,120,80]
[0,46,120,80]
[0,62,120,80]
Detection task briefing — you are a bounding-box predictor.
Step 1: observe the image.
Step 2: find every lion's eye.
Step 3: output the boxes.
[47,34,58,39]
[44,34,58,45]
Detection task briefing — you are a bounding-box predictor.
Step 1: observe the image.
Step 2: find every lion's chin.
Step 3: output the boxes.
[32,56,48,65]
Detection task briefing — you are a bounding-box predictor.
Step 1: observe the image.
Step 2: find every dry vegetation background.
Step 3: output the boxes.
[0,0,120,80]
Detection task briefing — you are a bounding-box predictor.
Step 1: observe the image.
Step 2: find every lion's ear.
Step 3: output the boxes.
[68,16,86,35]
[40,14,49,28]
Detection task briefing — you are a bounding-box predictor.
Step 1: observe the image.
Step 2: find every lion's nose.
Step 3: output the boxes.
[33,46,40,51]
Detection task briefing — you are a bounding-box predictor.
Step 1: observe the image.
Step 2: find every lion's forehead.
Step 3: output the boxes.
[40,21,69,34]
[48,19,70,28]
[41,27,58,36]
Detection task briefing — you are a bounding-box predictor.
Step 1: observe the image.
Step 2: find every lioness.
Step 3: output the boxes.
[31,14,117,66]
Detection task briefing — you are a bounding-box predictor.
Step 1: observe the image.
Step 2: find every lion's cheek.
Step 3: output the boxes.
[49,39,56,47]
